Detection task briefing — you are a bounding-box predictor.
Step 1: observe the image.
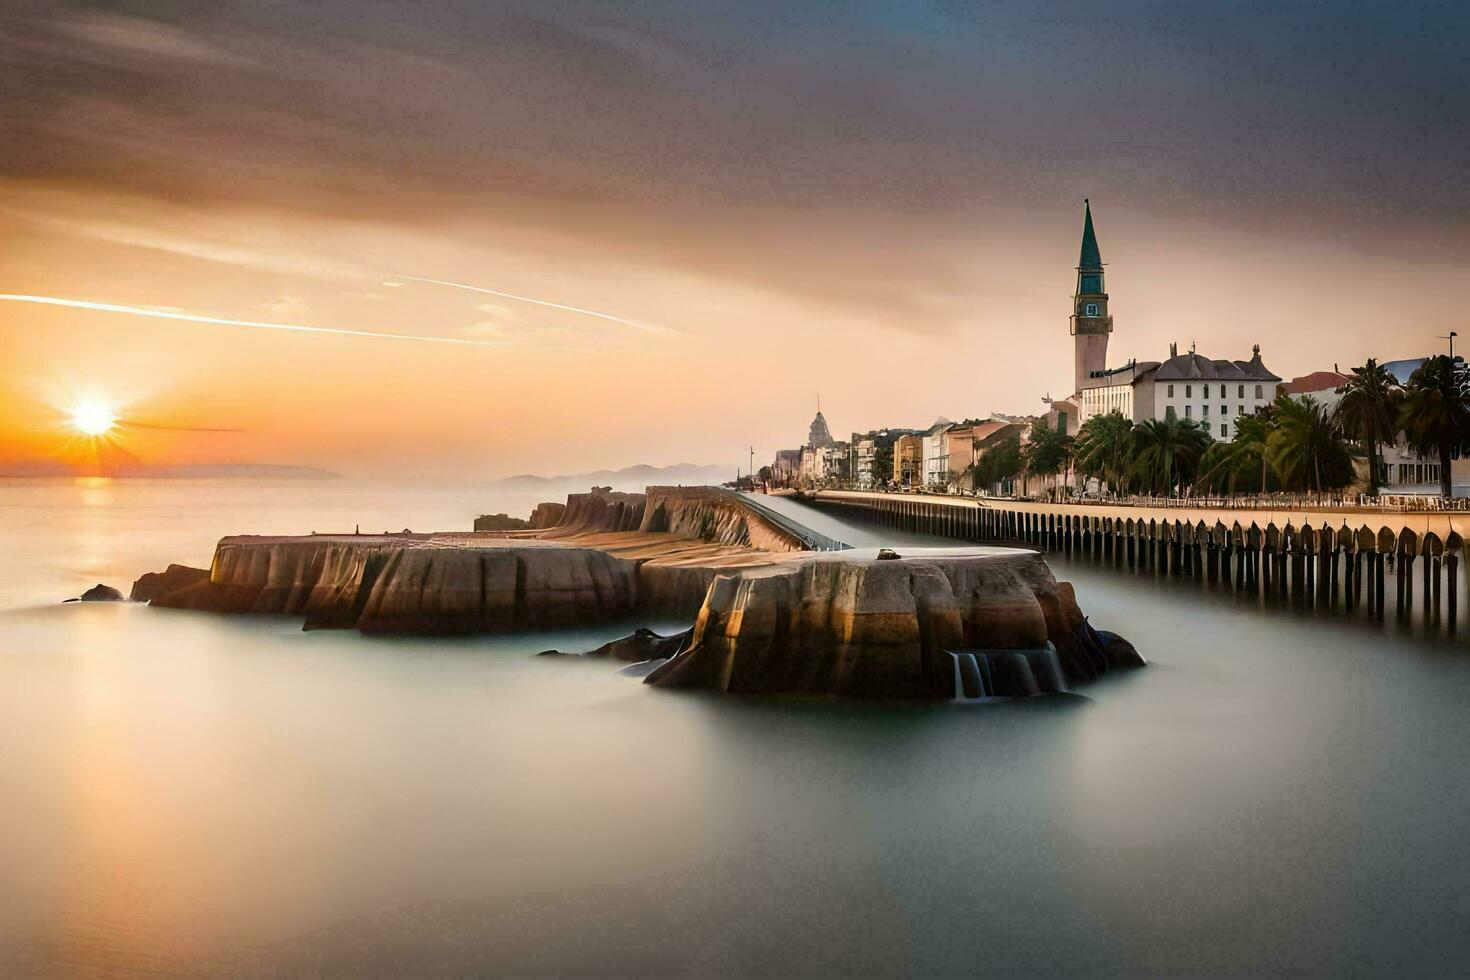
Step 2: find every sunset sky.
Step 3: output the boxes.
[2,1,1467,479]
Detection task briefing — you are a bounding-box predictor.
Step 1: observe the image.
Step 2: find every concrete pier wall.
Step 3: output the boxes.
[808,490,1466,629]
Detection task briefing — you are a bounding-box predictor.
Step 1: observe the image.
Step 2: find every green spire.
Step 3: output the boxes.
[1079,198,1102,270]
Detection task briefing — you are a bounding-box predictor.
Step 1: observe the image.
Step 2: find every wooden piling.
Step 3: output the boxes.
[1448,552,1460,633]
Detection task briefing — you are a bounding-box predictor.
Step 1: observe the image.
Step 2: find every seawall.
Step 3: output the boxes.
[140,486,1143,697]
[151,487,811,629]
[807,489,1467,626]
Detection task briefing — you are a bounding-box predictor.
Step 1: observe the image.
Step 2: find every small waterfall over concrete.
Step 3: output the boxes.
[951,651,989,701]
[948,644,1069,701]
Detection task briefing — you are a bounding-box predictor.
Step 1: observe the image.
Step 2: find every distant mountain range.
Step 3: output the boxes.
[490,463,734,491]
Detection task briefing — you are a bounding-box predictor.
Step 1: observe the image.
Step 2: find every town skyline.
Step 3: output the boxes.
[8,7,1470,977]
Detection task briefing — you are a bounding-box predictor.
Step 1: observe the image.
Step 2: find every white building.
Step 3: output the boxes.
[1080,344,1281,439]
[1154,345,1281,439]
[922,425,948,488]
[1064,203,1281,440]
[1283,361,1468,497]
[799,441,850,486]
[853,438,877,489]
[1079,360,1153,422]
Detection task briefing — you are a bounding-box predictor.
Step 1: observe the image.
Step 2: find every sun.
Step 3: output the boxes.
[71,401,117,436]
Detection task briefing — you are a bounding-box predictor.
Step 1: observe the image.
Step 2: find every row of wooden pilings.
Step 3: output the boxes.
[812,494,1464,629]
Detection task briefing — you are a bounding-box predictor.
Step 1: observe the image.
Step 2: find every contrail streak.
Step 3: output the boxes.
[393,275,673,335]
[0,294,494,346]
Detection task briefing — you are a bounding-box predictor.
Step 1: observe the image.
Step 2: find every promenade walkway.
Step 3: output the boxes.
[802,489,1466,627]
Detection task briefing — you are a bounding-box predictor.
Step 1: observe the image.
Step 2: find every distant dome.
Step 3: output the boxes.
[808,411,833,448]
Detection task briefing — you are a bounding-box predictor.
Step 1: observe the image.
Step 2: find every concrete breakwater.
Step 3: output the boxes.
[139,486,1143,698]
[808,490,1469,628]
[152,487,803,628]
[643,546,1141,698]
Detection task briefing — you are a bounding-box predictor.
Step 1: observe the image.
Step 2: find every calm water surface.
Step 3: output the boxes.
[3,479,1469,976]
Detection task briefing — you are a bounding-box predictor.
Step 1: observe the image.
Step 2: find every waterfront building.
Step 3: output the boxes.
[922,420,976,489]
[798,445,820,484]
[800,440,850,486]
[1077,341,1281,440]
[1070,200,1112,397]
[893,434,924,486]
[921,422,950,488]
[807,407,834,449]
[1282,360,1468,497]
[1378,357,1456,494]
[771,449,802,487]
[1077,360,1156,423]
[854,438,876,488]
[917,419,1020,491]
[1281,370,1350,410]
[1377,357,1467,495]
[789,405,846,487]
[849,427,921,489]
[1373,357,1468,496]
[1153,344,1281,439]
[824,441,851,484]
[1041,396,1080,438]
[1067,202,1280,438]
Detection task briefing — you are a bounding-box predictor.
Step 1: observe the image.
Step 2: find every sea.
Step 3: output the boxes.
[3,477,1469,976]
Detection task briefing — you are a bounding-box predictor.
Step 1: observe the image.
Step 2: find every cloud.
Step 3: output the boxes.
[54,10,254,67]
[0,293,495,346]
[1,203,369,281]
[473,302,521,321]
[1,0,1466,347]
[258,295,310,316]
[3,1,1459,239]
[393,275,675,336]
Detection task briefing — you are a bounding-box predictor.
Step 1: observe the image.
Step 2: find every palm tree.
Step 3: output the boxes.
[1127,414,1213,494]
[1073,411,1134,492]
[1266,394,1355,492]
[1334,358,1403,495]
[1196,410,1275,494]
[1399,355,1470,499]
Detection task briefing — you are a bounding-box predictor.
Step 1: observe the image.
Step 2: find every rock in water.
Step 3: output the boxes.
[536,628,693,661]
[527,502,568,529]
[473,513,530,532]
[73,584,124,602]
[1093,626,1147,668]
[129,564,210,603]
[585,627,692,661]
[132,488,1141,703]
[644,549,1141,698]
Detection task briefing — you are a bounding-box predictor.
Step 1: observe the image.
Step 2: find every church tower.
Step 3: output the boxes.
[807,397,833,448]
[1071,199,1113,395]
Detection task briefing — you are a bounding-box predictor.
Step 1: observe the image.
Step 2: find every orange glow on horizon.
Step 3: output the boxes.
[1,181,1463,481]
